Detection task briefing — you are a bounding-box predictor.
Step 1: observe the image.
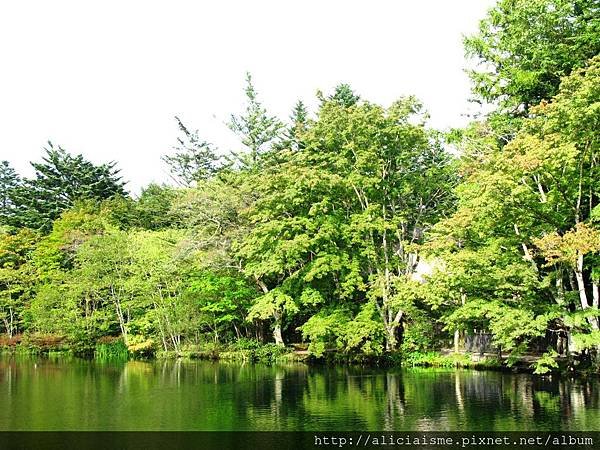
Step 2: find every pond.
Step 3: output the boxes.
[0,355,598,431]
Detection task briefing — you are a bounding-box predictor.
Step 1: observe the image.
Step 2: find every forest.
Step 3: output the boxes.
[1,0,599,373]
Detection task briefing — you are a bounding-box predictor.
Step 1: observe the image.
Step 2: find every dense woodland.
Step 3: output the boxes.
[1,0,599,372]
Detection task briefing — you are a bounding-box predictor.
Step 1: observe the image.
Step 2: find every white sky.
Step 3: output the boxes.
[0,0,495,194]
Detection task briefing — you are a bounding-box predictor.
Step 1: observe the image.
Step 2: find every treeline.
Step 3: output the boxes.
[1,0,599,371]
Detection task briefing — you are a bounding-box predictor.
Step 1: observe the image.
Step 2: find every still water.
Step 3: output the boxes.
[0,355,598,431]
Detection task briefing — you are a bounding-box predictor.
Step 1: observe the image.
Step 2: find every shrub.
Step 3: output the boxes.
[0,334,22,348]
[253,343,289,363]
[126,335,155,358]
[21,333,67,352]
[402,351,471,368]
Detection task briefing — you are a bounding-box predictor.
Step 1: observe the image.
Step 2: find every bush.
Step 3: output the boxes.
[473,357,503,369]
[222,339,291,364]
[253,343,289,363]
[532,350,559,375]
[126,335,155,358]
[229,337,262,351]
[0,334,22,348]
[402,351,471,368]
[21,333,67,352]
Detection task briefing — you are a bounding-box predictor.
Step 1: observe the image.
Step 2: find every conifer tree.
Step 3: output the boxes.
[17,143,127,231]
[228,73,284,168]
[0,161,21,228]
[162,117,220,186]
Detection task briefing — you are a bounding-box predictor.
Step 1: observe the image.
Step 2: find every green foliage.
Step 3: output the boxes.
[338,302,385,356]
[327,83,360,108]
[285,100,309,151]
[2,11,599,367]
[252,343,290,364]
[95,337,128,360]
[0,228,39,338]
[11,144,126,231]
[403,351,471,368]
[465,0,599,114]
[188,271,257,343]
[0,161,22,228]
[300,308,350,357]
[247,289,298,322]
[228,72,285,169]
[428,55,600,361]
[221,339,291,363]
[133,184,180,230]
[532,349,560,374]
[571,330,600,352]
[162,117,221,186]
[126,335,156,358]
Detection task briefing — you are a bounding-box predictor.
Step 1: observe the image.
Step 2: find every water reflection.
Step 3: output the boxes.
[0,355,598,431]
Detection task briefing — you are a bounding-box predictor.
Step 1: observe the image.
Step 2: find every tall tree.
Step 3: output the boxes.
[428,56,600,364]
[162,117,221,186]
[15,144,127,231]
[328,83,360,108]
[465,0,600,115]
[0,161,21,228]
[0,228,39,338]
[228,72,285,168]
[238,93,455,350]
[286,100,309,151]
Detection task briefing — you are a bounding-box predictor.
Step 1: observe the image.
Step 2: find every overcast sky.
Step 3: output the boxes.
[0,0,495,194]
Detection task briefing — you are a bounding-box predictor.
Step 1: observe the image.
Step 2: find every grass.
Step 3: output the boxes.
[95,337,128,361]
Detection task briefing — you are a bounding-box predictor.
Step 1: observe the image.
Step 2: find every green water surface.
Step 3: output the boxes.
[0,356,598,431]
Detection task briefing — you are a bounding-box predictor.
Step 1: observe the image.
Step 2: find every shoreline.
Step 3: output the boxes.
[2,345,598,377]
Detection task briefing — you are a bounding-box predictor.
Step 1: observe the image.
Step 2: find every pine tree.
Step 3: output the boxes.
[288,100,308,151]
[17,143,127,231]
[228,72,284,168]
[0,161,21,228]
[328,84,360,108]
[162,116,220,186]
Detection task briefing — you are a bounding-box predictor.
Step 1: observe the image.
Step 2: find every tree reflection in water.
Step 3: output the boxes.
[0,356,598,430]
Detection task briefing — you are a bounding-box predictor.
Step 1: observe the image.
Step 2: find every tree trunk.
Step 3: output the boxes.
[385,326,397,352]
[454,329,460,353]
[2,317,10,339]
[454,290,466,353]
[111,286,128,345]
[273,321,284,346]
[574,253,599,330]
[383,309,403,352]
[593,281,600,334]
[254,276,277,344]
[514,223,538,272]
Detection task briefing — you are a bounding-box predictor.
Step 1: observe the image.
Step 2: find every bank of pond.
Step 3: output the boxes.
[1,334,599,376]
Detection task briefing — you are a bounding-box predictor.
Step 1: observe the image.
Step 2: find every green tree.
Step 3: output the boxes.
[238,92,455,350]
[188,271,257,343]
[228,72,285,168]
[285,100,309,151]
[162,117,221,186]
[134,183,180,230]
[15,144,127,231]
[0,161,21,228]
[428,56,600,361]
[124,229,194,353]
[0,228,39,337]
[328,83,360,108]
[465,0,600,114]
